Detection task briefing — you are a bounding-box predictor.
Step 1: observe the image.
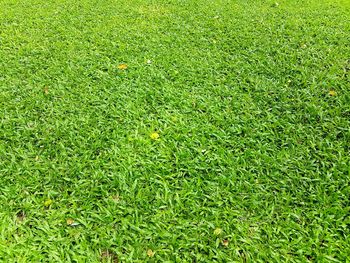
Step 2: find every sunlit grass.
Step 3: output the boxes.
[0,0,349,261]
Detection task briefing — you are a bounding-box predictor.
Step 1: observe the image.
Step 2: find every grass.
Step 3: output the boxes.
[0,0,349,261]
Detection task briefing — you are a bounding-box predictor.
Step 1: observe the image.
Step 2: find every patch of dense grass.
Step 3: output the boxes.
[0,0,349,261]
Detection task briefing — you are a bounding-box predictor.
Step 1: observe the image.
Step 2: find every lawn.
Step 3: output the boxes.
[0,0,349,262]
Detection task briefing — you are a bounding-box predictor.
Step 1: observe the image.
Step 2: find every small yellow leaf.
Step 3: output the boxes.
[66,218,74,225]
[329,90,337,96]
[43,87,49,95]
[222,239,229,247]
[117,64,128,70]
[150,132,160,140]
[147,249,155,257]
[44,199,53,207]
[214,228,223,236]
[112,195,121,203]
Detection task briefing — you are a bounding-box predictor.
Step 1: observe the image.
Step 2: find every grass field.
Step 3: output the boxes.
[0,0,350,262]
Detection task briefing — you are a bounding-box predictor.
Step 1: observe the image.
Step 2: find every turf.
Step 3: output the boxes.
[0,0,349,262]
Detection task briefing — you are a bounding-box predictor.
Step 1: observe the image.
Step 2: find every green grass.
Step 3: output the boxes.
[0,0,349,261]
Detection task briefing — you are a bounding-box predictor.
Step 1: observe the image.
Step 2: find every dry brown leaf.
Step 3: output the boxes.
[16,211,25,222]
[101,249,118,263]
[222,239,229,247]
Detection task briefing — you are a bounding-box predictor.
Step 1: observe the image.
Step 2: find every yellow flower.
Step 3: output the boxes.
[150,132,160,140]
[44,199,53,207]
[147,249,155,257]
[329,90,336,96]
[117,64,128,70]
